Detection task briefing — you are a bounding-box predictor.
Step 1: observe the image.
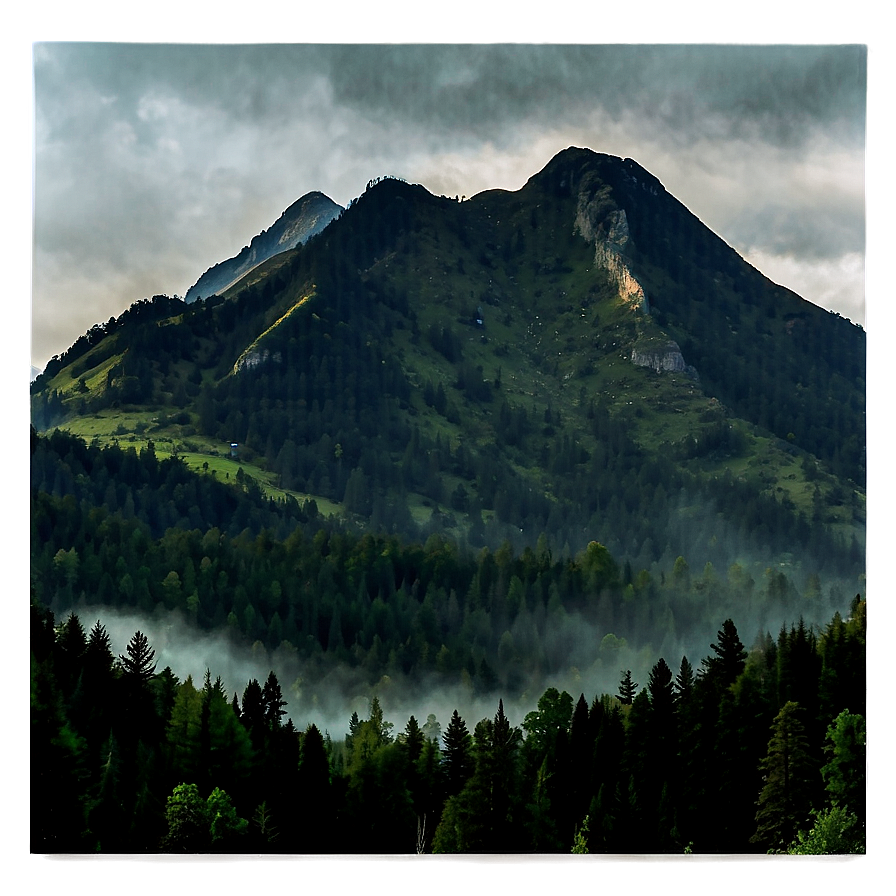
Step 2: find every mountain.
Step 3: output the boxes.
[31,147,865,586]
[183,191,342,302]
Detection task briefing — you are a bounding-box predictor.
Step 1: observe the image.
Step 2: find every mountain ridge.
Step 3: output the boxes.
[31,146,865,581]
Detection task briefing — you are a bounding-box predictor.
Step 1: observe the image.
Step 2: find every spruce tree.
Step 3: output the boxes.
[617,670,638,705]
[673,656,694,705]
[442,709,474,797]
[261,671,287,729]
[701,619,747,688]
[294,723,333,852]
[118,630,157,683]
[404,715,425,764]
[750,701,816,852]
[569,693,594,825]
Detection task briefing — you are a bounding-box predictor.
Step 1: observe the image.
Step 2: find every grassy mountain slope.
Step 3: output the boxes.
[31,147,865,582]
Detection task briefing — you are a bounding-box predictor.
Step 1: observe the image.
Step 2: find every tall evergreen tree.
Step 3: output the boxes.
[442,709,474,798]
[296,724,333,851]
[673,656,694,705]
[118,630,157,683]
[568,693,594,826]
[165,675,202,786]
[750,701,816,852]
[261,671,287,729]
[86,732,125,852]
[403,715,425,764]
[56,612,87,698]
[617,670,638,705]
[701,619,747,688]
[644,657,678,850]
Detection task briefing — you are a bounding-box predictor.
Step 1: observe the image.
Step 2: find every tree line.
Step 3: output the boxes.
[31,600,865,854]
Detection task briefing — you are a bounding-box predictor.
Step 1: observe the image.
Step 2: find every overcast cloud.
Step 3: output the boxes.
[31,42,866,370]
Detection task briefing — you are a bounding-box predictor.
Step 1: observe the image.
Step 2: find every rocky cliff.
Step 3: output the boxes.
[574,174,649,313]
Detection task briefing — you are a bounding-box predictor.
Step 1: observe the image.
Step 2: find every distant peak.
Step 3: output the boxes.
[280,191,342,219]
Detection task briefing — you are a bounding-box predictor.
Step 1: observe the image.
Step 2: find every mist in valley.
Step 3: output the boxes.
[69,557,857,744]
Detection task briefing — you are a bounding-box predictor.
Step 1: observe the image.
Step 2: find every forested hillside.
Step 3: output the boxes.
[31,429,859,697]
[30,149,865,579]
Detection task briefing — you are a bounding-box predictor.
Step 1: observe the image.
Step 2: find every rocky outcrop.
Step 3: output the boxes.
[593,232,649,312]
[631,340,698,379]
[574,178,649,313]
[631,340,686,373]
[233,348,282,374]
[231,290,315,375]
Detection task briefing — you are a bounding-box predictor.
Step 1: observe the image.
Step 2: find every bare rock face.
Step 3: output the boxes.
[631,340,687,373]
[233,348,283,375]
[593,234,649,312]
[574,176,649,313]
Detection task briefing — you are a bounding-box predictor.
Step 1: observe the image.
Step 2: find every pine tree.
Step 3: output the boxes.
[116,629,160,751]
[261,671,287,729]
[750,701,816,852]
[568,693,594,825]
[165,675,202,785]
[442,709,474,797]
[118,630,157,683]
[296,723,333,851]
[701,619,747,688]
[617,670,638,705]
[404,715,425,764]
[673,655,694,704]
[56,612,87,701]
[645,657,677,850]
[240,678,266,752]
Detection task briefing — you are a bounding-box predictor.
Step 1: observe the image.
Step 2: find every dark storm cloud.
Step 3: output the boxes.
[320,44,865,145]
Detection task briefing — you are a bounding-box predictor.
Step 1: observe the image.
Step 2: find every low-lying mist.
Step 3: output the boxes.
[67,580,852,741]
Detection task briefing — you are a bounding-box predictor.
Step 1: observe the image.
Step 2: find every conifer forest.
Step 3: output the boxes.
[31,429,866,856]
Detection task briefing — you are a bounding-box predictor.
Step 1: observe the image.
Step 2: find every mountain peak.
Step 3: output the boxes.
[184,191,342,303]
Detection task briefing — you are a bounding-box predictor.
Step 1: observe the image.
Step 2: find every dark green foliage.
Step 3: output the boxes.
[701,618,748,688]
[295,724,333,852]
[31,590,865,854]
[262,671,286,729]
[433,700,523,853]
[30,648,90,851]
[820,710,865,819]
[817,599,866,721]
[160,783,210,852]
[750,701,817,851]
[119,630,157,683]
[207,787,249,850]
[31,425,864,742]
[617,670,638,705]
[442,709,474,798]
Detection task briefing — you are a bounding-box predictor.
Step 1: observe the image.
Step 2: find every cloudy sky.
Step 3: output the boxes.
[30,38,867,372]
